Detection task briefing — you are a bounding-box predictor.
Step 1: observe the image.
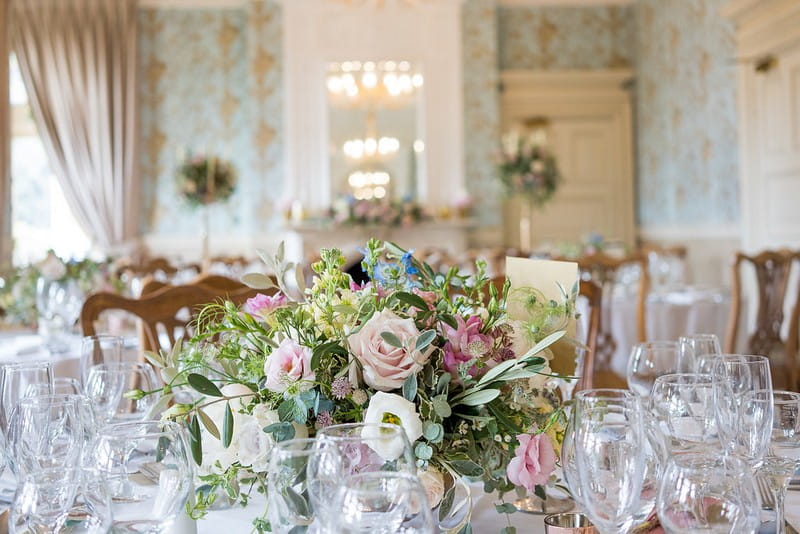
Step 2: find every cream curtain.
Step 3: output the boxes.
[9,0,139,254]
[0,0,10,266]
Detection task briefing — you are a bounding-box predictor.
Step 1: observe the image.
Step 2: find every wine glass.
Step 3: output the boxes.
[626,341,680,399]
[334,471,435,534]
[760,391,800,534]
[712,355,773,467]
[9,467,112,534]
[26,377,82,396]
[267,438,343,533]
[87,420,192,533]
[657,454,760,533]
[315,423,416,475]
[7,394,86,476]
[84,362,159,424]
[0,361,54,433]
[80,334,124,384]
[574,391,646,533]
[649,373,717,456]
[677,333,721,373]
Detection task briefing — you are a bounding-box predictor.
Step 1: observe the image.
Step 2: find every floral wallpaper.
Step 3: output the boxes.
[498,5,634,70]
[634,0,739,227]
[463,0,501,226]
[137,1,282,236]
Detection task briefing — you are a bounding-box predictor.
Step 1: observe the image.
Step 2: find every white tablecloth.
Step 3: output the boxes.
[604,286,730,377]
[0,331,82,378]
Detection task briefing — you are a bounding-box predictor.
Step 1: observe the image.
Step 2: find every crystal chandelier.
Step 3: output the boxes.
[327,61,423,103]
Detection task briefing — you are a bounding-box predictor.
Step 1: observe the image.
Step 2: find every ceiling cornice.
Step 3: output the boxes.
[498,0,633,7]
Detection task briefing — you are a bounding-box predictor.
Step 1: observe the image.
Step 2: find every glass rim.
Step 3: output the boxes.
[653,373,714,384]
[316,422,405,439]
[773,390,800,402]
[99,419,182,438]
[575,388,636,400]
[87,361,149,371]
[344,470,422,484]
[81,334,125,344]
[666,452,750,471]
[1,361,53,370]
[15,393,82,408]
[678,333,719,342]
[714,354,769,363]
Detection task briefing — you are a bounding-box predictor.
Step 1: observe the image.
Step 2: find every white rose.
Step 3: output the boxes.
[362,391,423,460]
[38,252,66,280]
[348,309,432,392]
[418,467,445,508]
[236,414,274,472]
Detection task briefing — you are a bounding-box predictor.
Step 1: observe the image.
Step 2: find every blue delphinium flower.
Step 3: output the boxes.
[400,250,418,276]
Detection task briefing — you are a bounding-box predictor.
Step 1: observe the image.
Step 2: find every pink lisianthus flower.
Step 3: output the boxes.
[507,433,557,492]
[246,293,289,320]
[442,315,493,378]
[264,338,315,393]
[350,280,387,298]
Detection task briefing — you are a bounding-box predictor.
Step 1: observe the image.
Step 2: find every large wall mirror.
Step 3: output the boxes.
[327,60,425,203]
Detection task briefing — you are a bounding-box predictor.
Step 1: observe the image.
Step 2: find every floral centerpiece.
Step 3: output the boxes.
[329,197,429,227]
[176,154,237,207]
[140,240,576,533]
[497,132,560,206]
[0,251,120,327]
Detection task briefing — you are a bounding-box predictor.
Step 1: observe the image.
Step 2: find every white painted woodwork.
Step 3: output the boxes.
[725,0,800,252]
[279,0,465,212]
[499,69,636,249]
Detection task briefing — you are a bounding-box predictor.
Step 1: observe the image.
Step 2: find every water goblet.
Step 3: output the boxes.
[677,333,721,373]
[26,376,82,396]
[649,373,717,456]
[334,471,435,534]
[759,390,800,534]
[626,341,680,399]
[712,354,773,467]
[7,394,85,476]
[267,438,343,533]
[574,392,646,533]
[80,334,124,384]
[0,361,54,433]
[84,362,159,424]
[87,420,193,533]
[657,454,760,534]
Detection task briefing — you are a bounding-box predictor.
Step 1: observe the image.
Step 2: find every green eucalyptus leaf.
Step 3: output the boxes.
[439,314,458,330]
[518,330,566,362]
[477,359,520,387]
[422,421,444,443]
[415,330,437,352]
[241,272,276,290]
[534,485,547,501]
[495,503,517,514]
[450,459,483,477]
[263,422,296,442]
[432,394,452,418]
[394,291,429,311]
[457,389,500,407]
[187,374,223,397]
[436,374,451,394]
[222,402,234,448]
[197,409,220,440]
[188,415,203,466]
[414,442,433,460]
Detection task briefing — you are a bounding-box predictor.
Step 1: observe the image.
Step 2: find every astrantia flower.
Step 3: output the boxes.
[331,376,353,400]
[362,391,423,460]
[315,411,333,429]
[442,315,493,378]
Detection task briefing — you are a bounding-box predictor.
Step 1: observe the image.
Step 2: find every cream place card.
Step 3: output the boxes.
[505,256,579,377]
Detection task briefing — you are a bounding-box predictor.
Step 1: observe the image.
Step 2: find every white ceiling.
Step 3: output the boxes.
[138,0,634,8]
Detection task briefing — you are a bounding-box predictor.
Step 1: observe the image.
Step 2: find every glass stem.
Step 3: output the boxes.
[775,487,786,534]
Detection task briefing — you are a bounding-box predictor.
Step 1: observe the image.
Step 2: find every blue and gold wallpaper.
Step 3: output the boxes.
[634,0,739,227]
[137,0,282,235]
[498,5,634,70]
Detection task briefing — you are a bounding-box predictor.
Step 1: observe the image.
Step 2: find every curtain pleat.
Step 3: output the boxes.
[0,0,10,265]
[9,0,140,255]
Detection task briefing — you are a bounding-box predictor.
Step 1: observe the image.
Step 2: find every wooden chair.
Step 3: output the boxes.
[554,252,649,382]
[575,280,602,392]
[140,274,273,298]
[81,280,262,354]
[725,249,799,390]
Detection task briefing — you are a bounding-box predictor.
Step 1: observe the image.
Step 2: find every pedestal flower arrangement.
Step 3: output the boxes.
[141,240,576,533]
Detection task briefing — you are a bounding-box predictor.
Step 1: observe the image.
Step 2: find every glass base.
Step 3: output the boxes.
[513,494,574,515]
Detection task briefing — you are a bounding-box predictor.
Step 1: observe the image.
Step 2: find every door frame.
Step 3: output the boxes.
[500,69,636,247]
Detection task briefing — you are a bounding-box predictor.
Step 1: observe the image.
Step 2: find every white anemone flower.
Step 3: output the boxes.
[362,391,423,460]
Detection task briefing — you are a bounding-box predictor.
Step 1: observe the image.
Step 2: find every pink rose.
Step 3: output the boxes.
[507,433,557,492]
[246,293,289,320]
[264,338,315,393]
[348,309,432,391]
[442,315,492,378]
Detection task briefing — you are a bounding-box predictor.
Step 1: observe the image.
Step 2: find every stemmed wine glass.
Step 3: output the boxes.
[677,333,721,373]
[712,355,774,468]
[80,334,124,384]
[84,362,159,424]
[267,438,343,533]
[649,373,718,456]
[573,389,647,533]
[657,454,760,533]
[760,391,800,534]
[0,361,54,433]
[315,423,416,475]
[626,341,680,399]
[334,471,435,534]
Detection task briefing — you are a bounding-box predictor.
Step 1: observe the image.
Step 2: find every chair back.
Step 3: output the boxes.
[575,280,602,392]
[725,249,799,390]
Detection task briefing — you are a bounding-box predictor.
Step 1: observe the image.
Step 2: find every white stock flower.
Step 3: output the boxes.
[362,391,423,460]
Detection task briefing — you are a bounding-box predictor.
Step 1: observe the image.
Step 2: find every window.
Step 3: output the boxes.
[10,54,90,264]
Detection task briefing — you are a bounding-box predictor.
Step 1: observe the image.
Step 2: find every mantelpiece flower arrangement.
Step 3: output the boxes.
[140,240,576,533]
[175,153,237,207]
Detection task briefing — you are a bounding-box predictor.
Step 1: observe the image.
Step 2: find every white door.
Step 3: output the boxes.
[500,70,636,249]
[741,44,800,250]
